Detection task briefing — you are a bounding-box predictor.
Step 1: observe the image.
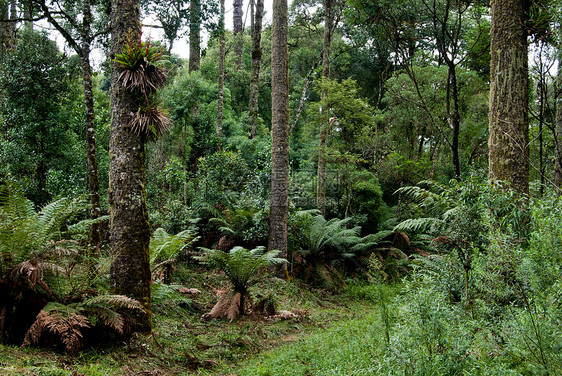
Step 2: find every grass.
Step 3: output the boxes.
[0,267,382,375]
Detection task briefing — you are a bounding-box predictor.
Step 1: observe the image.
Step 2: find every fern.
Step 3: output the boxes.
[197,246,286,318]
[295,211,361,258]
[198,246,285,294]
[394,217,444,234]
[150,227,198,267]
[22,294,144,353]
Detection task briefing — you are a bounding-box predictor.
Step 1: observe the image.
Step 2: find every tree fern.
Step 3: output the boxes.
[22,294,144,353]
[197,246,286,318]
[295,210,361,258]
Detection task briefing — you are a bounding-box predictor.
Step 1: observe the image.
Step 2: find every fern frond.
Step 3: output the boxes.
[150,228,198,267]
[394,217,443,234]
[23,302,91,353]
[351,230,394,254]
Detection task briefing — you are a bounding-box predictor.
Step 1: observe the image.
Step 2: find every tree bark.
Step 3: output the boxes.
[317,0,333,215]
[81,0,102,267]
[248,0,264,139]
[233,0,244,69]
[555,48,562,189]
[268,0,289,277]
[217,0,225,140]
[109,0,151,332]
[488,0,529,194]
[188,0,200,73]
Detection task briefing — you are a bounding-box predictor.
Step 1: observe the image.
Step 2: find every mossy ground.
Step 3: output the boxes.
[0,267,378,376]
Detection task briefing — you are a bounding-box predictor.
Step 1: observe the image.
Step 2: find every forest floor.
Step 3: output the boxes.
[0,267,381,376]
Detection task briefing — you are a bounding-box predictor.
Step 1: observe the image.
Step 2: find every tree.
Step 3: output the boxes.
[317,0,334,214]
[216,0,225,139]
[109,0,152,332]
[233,0,244,69]
[488,0,530,194]
[269,0,289,277]
[189,0,201,72]
[248,0,264,138]
[29,0,107,259]
[0,30,79,205]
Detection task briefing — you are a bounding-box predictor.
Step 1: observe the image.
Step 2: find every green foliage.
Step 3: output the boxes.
[0,30,83,204]
[291,210,361,260]
[197,246,286,294]
[150,227,198,282]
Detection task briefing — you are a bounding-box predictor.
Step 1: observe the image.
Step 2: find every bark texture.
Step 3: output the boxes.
[217,0,225,140]
[268,0,289,276]
[233,0,243,69]
[316,0,333,215]
[555,53,562,189]
[109,0,152,331]
[188,0,201,73]
[488,0,529,194]
[248,0,264,138]
[81,0,102,263]
[0,0,15,57]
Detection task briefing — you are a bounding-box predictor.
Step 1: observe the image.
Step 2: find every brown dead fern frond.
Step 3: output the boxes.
[23,304,91,353]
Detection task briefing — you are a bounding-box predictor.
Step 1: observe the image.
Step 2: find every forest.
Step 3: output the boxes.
[0,0,561,374]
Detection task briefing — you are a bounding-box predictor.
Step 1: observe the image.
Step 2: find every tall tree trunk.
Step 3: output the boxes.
[0,0,14,57]
[448,65,461,181]
[317,0,333,215]
[488,0,529,194]
[81,0,102,271]
[248,0,263,139]
[188,0,200,73]
[217,0,225,141]
[109,0,151,332]
[268,0,289,277]
[556,65,562,189]
[233,0,244,69]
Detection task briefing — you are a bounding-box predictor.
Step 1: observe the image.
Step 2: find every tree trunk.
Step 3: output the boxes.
[248,0,264,139]
[109,0,151,332]
[81,0,102,270]
[448,65,461,181]
[233,0,244,69]
[555,48,562,189]
[0,0,14,57]
[217,0,225,141]
[268,0,289,277]
[317,0,333,215]
[488,0,529,194]
[188,0,200,73]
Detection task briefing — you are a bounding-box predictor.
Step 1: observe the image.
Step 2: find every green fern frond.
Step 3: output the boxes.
[197,246,285,293]
[351,230,394,254]
[394,217,443,234]
[150,227,198,267]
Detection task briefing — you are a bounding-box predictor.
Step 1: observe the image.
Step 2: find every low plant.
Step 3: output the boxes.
[196,246,286,321]
[22,295,144,353]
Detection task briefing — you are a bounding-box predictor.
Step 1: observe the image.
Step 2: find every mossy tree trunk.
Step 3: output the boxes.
[188,0,200,73]
[488,0,529,194]
[268,0,289,277]
[217,0,225,141]
[109,0,152,332]
[248,0,264,139]
[317,0,333,215]
[233,0,243,69]
[555,47,562,189]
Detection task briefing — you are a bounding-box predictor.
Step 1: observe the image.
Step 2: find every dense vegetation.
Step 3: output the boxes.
[1,0,562,374]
